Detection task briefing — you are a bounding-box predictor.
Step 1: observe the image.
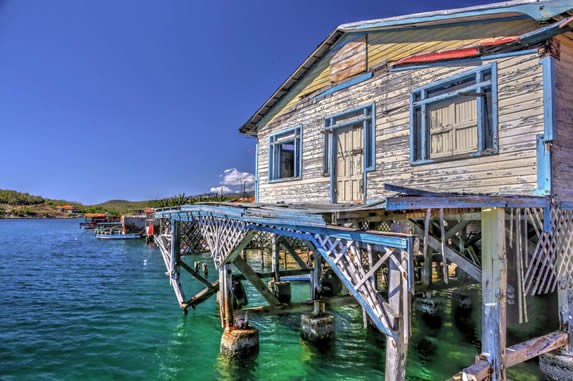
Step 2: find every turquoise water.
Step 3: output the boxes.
[0,219,554,380]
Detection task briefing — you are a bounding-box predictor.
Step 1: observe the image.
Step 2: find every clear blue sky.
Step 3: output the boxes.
[0,0,494,204]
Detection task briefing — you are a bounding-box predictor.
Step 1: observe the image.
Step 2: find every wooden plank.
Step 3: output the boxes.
[505,331,568,367]
[481,207,507,381]
[411,222,481,282]
[459,331,569,380]
[182,281,219,310]
[233,256,281,306]
[461,359,490,381]
[279,238,307,269]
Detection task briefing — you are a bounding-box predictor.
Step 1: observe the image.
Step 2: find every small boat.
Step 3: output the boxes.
[94,222,143,240]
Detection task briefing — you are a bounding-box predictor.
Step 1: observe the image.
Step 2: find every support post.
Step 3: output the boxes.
[422,209,432,286]
[219,263,234,330]
[272,234,280,281]
[481,207,507,381]
[385,253,407,381]
[311,252,322,300]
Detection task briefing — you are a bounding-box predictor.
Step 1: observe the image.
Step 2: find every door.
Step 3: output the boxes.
[334,124,364,203]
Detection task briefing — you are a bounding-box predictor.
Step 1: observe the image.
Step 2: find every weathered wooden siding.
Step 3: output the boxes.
[259,18,538,128]
[257,52,544,204]
[552,35,573,202]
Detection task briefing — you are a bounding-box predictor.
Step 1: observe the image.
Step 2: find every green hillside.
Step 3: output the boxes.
[0,189,250,218]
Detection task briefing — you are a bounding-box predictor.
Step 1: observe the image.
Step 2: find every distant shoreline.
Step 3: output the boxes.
[0,215,81,220]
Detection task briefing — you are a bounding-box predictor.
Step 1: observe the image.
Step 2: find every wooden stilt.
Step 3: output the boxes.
[233,256,281,306]
[422,209,432,286]
[223,263,234,329]
[272,235,280,281]
[385,253,407,381]
[481,207,507,381]
[311,252,322,300]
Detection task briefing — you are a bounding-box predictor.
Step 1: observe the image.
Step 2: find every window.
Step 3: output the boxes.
[323,104,375,175]
[410,64,497,163]
[268,127,302,181]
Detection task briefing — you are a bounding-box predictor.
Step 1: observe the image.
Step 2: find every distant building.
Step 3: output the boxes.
[55,205,78,214]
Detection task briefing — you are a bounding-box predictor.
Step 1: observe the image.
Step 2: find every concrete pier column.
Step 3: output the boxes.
[541,288,573,380]
[220,327,260,359]
[540,350,573,381]
[268,280,291,304]
[300,310,335,342]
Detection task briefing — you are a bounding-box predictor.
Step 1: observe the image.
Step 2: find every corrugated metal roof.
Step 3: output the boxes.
[239,0,573,136]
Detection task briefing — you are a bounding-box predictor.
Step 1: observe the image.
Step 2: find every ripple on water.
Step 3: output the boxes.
[0,220,558,380]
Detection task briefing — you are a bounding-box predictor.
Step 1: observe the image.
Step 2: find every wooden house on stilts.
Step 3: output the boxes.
[153,1,573,379]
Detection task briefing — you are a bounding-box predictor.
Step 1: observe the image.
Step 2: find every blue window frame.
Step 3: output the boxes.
[410,63,498,164]
[268,126,302,181]
[323,103,376,176]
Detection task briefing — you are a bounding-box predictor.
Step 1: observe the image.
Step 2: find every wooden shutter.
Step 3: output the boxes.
[428,97,477,159]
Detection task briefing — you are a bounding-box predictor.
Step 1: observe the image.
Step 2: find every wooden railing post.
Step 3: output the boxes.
[481,207,507,381]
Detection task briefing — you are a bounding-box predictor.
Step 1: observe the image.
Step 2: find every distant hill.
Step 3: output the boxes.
[0,189,254,218]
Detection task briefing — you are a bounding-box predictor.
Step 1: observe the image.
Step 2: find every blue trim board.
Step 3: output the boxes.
[255,142,259,202]
[542,56,556,141]
[536,134,552,195]
[312,72,373,100]
[268,125,303,183]
[344,1,573,31]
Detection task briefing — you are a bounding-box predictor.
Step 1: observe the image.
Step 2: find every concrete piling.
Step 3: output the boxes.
[220,327,260,359]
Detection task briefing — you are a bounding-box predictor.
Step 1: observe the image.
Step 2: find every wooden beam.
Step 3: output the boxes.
[178,260,213,289]
[481,207,507,381]
[383,183,446,197]
[460,331,568,380]
[505,331,568,367]
[461,359,490,381]
[240,295,356,316]
[278,238,307,269]
[223,230,257,265]
[385,195,549,211]
[411,222,481,282]
[182,281,219,310]
[232,268,312,281]
[233,256,281,306]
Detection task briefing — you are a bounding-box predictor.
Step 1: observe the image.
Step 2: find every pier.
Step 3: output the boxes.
[151,192,573,380]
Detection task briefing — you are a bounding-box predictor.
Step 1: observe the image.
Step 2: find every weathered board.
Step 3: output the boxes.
[257,52,544,204]
[552,34,573,202]
[259,18,538,127]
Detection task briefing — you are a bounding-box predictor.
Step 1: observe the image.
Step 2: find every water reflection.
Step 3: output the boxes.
[217,353,258,381]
